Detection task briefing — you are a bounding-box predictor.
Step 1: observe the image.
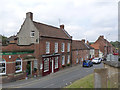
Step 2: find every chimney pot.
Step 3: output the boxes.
[60,25,64,29]
[26,12,33,20]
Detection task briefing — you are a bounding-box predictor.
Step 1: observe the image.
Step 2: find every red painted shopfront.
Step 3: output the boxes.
[42,54,60,76]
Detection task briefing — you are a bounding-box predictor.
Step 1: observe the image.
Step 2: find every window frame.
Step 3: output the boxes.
[76,58,78,64]
[46,42,50,54]
[55,57,58,69]
[61,43,65,52]
[30,31,35,37]
[67,55,70,64]
[15,58,22,73]
[55,42,58,53]
[67,43,70,52]
[62,56,65,65]
[0,59,6,75]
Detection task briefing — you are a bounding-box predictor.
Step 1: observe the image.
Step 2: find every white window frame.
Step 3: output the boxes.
[46,42,50,54]
[44,58,49,72]
[55,57,58,69]
[15,58,22,73]
[61,43,65,52]
[30,31,35,37]
[62,56,65,65]
[55,43,58,53]
[67,43,70,52]
[67,55,70,64]
[76,58,78,63]
[0,59,6,75]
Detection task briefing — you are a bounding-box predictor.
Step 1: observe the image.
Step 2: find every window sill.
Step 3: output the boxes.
[44,70,49,72]
[15,70,22,74]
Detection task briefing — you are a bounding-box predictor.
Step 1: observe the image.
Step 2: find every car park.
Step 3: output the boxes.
[92,58,101,64]
[83,60,93,67]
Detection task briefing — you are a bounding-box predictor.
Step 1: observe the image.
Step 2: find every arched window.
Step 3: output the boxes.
[16,58,22,73]
[0,58,6,75]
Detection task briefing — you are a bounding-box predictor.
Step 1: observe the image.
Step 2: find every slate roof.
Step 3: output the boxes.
[33,21,72,40]
[72,40,90,50]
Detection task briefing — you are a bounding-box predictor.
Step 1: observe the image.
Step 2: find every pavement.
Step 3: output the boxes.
[2,63,103,88]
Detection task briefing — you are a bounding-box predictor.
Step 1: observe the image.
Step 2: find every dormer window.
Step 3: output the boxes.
[30,31,35,37]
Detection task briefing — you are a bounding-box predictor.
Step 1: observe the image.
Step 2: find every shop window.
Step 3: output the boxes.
[67,55,70,64]
[55,57,58,69]
[44,58,49,72]
[62,56,65,65]
[0,58,6,75]
[16,58,22,73]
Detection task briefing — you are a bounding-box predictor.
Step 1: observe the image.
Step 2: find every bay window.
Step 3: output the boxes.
[16,58,22,73]
[0,58,6,75]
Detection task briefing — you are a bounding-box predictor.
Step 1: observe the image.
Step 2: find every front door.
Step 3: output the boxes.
[50,58,54,73]
[26,61,31,76]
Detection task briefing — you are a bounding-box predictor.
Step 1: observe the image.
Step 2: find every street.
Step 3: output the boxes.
[2,63,103,88]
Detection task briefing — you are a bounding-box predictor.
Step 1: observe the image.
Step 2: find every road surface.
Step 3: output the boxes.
[2,63,103,88]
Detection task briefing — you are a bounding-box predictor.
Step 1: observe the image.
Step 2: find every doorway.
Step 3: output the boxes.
[26,61,31,76]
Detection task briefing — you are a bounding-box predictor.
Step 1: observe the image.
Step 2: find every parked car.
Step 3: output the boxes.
[83,60,93,67]
[92,58,101,64]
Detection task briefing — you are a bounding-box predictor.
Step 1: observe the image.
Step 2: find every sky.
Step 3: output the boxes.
[0,0,119,42]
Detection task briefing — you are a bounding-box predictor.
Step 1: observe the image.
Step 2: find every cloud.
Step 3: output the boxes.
[0,0,118,42]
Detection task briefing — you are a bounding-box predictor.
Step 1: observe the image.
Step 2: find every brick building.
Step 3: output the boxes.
[72,40,90,65]
[91,36,115,58]
[1,12,72,83]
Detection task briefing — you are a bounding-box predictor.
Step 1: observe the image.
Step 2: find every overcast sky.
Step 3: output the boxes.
[0,0,119,42]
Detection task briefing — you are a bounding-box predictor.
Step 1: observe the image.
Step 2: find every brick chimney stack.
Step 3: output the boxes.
[26,12,33,21]
[60,25,64,29]
[87,40,89,45]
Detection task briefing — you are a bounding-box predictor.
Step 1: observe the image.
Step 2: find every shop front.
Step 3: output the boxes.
[42,54,60,76]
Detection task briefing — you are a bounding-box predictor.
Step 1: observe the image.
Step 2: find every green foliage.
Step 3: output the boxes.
[110,41,120,48]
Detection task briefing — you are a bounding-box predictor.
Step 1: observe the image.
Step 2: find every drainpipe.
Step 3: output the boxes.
[70,39,72,67]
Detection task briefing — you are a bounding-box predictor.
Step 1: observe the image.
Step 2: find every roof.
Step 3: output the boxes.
[33,21,72,40]
[90,44,99,50]
[85,44,94,49]
[72,40,90,50]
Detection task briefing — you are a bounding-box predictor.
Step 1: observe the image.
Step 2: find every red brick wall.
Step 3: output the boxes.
[72,49,90,65]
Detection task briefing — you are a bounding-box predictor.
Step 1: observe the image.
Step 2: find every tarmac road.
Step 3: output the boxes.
[2,63,103,88]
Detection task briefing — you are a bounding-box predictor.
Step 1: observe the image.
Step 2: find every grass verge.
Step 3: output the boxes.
[65,74,94,88]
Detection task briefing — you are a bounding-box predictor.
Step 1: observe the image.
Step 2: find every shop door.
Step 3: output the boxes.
[26,61,31,76]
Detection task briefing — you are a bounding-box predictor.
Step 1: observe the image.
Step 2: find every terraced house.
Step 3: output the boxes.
[72,40,90,65]
[1,12,72,83]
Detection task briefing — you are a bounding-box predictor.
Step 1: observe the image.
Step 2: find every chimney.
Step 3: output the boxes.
[82,39,85,43]
[87,40,89,45]
[60,25,64,29]
[100,35,104,39]
[26,12,33,20]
